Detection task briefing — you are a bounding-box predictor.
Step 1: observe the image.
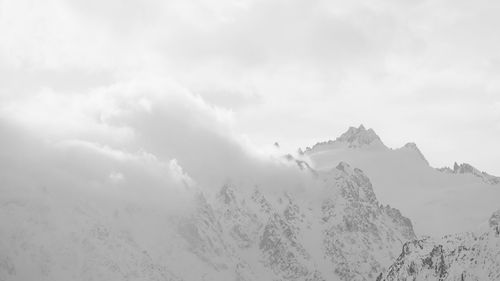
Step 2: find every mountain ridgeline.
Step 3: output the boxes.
[0,125,498,281]
[302,125,500,237]
[0,160,416,280]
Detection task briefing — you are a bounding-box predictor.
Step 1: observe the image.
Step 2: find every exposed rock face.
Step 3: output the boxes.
[0,159,415,281]
[336,125,383,148]
[320,163,415,280]
[378,210,500,281]
[438,162,500,185]
[437,166,454,173]
[179,161,415,281]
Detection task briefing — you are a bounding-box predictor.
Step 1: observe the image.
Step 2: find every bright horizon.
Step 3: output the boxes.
[1,0,499,175]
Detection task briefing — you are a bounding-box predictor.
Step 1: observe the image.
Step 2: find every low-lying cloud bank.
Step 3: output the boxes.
[0,75,313,217]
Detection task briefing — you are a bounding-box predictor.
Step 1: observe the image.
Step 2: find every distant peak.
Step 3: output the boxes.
[402,142,429,165]
[453,162,478,174]
[336,125,383,148]
[304,125,386,153]
[439,162,500,185]
[403,142,417,149]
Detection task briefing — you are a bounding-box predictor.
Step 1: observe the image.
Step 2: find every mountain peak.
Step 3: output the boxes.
[402,142,418,150]
[304,125,386,153]
[336,124,384,148]
[402,142,429,165]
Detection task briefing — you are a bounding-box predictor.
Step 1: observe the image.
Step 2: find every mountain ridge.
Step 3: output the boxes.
[437,162,500,185]
[301,125,500,237]
[0,158,416,281]
[378,209,500,281]
[304,125,498,181]
[1,124,499,281]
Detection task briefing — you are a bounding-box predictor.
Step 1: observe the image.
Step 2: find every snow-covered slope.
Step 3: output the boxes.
[303,125,500,237]
[0,160,415,281]
[377,210,500,281]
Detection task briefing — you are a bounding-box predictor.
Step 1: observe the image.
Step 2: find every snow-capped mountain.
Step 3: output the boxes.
[377,210,500,281]
[1,124,498,281]
[0,159,415,281]
[200,161,415,281]
[302,125,500,237]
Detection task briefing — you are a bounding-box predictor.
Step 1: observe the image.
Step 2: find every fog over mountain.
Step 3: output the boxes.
[1,0,500,280]
[2,113,499,280]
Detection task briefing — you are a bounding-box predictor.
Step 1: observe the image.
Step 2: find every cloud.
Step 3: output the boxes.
[0,70,313,208]
[0,117,197,214]
[0,0,499,175]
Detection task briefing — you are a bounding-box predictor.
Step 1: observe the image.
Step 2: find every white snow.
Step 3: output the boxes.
[303,125,500,237]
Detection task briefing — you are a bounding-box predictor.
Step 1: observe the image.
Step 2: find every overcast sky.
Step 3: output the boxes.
[1,0,499,175]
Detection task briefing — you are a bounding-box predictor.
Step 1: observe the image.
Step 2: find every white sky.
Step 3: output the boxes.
[1,0,499,175]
